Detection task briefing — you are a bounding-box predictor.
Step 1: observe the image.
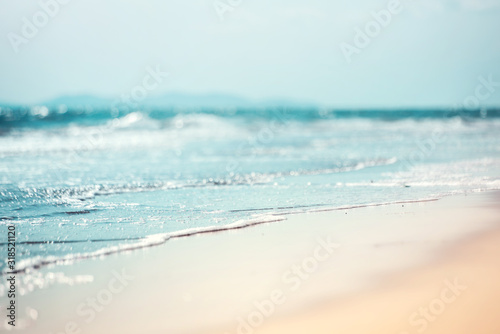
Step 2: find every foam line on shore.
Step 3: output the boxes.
[2,197,446,277]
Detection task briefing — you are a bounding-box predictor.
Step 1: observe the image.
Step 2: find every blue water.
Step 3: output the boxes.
[1,107,499,273]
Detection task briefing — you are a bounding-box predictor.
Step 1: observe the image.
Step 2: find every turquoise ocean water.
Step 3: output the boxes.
[0,107,499,275]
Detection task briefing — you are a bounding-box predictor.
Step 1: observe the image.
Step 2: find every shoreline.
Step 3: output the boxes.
[2,196,445,276]
[4,190,500,333]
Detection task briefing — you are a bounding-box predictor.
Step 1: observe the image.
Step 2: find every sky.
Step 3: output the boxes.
[0,0,500,108]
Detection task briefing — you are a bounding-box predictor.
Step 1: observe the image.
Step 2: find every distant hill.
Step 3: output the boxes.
[42,95,112,108]
[1,93,316,110]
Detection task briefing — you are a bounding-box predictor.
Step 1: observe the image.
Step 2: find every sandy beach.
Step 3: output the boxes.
[2,2,500,333]
[5,190,499,333]
[241,209,500,334]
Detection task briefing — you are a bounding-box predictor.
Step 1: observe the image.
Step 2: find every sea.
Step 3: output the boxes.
[1,106,499,284]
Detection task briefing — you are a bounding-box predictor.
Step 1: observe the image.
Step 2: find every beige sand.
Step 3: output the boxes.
[245,228,500,334]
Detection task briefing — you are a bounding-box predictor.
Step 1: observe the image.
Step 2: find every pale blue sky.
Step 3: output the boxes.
[1,0,500,107]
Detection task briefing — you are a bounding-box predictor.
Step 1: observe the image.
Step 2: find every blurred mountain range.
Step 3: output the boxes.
[0,93,315,110]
